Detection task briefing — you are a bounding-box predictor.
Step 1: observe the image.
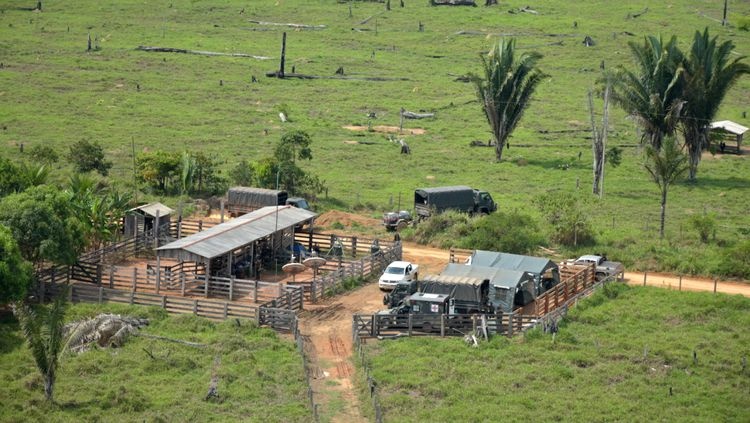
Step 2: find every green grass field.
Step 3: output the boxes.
[0,303,309,422]
[360,284,750,422]
[1,0,749,276]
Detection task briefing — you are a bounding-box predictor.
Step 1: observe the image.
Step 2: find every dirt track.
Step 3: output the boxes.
[297,240,750,422]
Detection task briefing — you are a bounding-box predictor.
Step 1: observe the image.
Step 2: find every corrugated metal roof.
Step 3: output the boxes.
[156,206,316,260]
[128,202,174,217]
[468,250,557,275]
[710,120,749,135]
[439,263,532,288]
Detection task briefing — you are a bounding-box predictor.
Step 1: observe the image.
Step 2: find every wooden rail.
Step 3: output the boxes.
[353,312,538,340]
[534,263,595,317]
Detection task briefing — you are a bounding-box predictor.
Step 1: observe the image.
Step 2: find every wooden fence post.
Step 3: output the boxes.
[472,314,477,334]
[229,276,235,301]
[223,302,229,319]
[161,295,167,309]
[204,275,209,298]
[96,264,103,286]
[507,312,514,337]
[407,314,413,337]
[371,315,376,337]
[254,280,258,303]
[713,277,718,293]
[98,286,103,304]
[132,267,138,292]
[193,299,198,315]
[181,273,186,296]
[441,314,446,337]
[352,236,357,257]
[109,265,115,289]
[678,275,682,291]
[311,281,317,303]
[643,272,647,286]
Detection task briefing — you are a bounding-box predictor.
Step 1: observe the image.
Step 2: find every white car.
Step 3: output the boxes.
[378,261,419,291]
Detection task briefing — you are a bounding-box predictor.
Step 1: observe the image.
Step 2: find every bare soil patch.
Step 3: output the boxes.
[315,210,381,230]
[343,125,426,135]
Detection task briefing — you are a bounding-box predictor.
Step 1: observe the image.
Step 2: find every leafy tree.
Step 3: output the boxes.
[0,157,25,196]
[609,35,685,151]
[275,130,313,165]
[13,286,69,402]
[0,186,85,267]
[472,39,545,161]
[461,211,545,254]
[68,140,113,176]
[29,145,59,165]
[0,224,33,303]
[688,212,717,243]
[66,175,133,250]
[680,28,750,180]
[535,192,596,247]
[137,150,180,192]
[644,137,689,239]
[190,152,226,194]
[230,159,255,186]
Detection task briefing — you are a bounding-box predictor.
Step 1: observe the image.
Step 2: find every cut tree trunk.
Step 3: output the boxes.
[660,189,667,239]
[431,0,477,6]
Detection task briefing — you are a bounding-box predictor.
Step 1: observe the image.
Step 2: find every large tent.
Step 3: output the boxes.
[156,206,316,278]
[438,263,536,312]
[467,250,560,295]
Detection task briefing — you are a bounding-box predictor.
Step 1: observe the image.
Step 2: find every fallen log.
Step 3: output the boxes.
[265,71,409,81]
[431,0,477,6]
[136,46,270,60]
[359,11,385,25]
[248,20,326,29]
[518,40,564,49]
[205,355,221,401]
[401,110,435,119]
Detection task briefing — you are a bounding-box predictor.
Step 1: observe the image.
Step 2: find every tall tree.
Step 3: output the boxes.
[472,39,545,161]
[68,140,113,176]
[609,36,685,151]
[643,137,689,239]
[66,175,132,250]
[274,130,313,193]
[13,286,69,402]
[0,224,33,303]
[680,28,750,180]
[588,84,611,197]
[0,186,85,267]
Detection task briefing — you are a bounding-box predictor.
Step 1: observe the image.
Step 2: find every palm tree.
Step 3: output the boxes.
[644,137,689,239]
[472,39,545,161]
[13,285,70,402]
[680,28,750,180]
[609,35,685,151]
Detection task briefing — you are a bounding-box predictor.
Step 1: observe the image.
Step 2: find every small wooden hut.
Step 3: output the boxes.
[710,120,748,154]
[123,202,174,238]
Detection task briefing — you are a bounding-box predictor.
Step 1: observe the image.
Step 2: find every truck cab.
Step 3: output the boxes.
[383,279,420,308]
[473,190,497,214]
[285,197,310,210]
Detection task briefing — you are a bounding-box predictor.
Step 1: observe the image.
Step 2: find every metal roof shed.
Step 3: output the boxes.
[710,120,748,154]
[156,206,316,263]
[123,202,174,237]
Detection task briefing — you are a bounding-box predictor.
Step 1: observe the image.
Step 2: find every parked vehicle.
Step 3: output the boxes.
[226,187,310,217]
[414,186,496,219]
[383,279,420,308]
[379,261,419,291]
[419,273,492,314]
[382,210,413,231]
[565,254,624,281]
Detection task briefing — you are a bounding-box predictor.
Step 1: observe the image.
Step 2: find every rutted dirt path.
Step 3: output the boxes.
[297,241,750,422]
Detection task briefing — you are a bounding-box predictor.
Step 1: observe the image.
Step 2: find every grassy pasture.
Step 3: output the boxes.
[0,303,309,422]
[360,284,750,422]
[1,0,749,274]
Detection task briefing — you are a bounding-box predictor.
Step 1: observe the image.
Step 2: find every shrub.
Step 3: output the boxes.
[459,210,545,254]
[717,240,750,279]
[688,213,717,243]
[535,191,596,247]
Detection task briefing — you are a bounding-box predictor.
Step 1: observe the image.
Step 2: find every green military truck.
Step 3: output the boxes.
[414,186,497,219]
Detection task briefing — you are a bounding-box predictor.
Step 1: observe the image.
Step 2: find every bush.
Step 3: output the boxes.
[535,191,596,247]
[459,210,545,254]
[738,16,750,31]
[688,213,717,243]
[717,240,750,279]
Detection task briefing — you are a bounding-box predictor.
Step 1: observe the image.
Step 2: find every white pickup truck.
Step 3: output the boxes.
[378,261,419,291]
[566,255,625,281]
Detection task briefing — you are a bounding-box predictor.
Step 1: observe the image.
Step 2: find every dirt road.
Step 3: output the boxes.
[297,241,750,422]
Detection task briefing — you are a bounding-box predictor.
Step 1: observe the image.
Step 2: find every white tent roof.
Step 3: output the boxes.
[710,120,749,135]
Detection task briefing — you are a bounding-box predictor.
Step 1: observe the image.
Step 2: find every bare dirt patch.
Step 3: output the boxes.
[343,125,426,135]
[315,210,381,230]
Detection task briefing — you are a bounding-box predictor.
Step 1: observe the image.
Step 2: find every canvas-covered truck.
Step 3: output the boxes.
[419,273,491,314]
[414,186,497,219]
[226,187,310,217]
[383,279,420,308]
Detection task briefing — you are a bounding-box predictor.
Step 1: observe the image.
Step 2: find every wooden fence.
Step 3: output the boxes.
[533,263,596,317]
[353,312,538,340]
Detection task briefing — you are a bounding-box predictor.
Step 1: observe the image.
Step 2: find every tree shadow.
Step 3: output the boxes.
[681,176,750,190]
[521,157,588,171]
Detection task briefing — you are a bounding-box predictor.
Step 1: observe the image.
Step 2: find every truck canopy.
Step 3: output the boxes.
[227,187,288,208]
[419,273,489,305]
[438,263,535,312]
[467,250,560,293]
[414,186,475,213]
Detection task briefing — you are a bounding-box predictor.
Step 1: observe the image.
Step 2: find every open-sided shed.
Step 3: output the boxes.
[123,202,174,238]
[438,263,535,313]
[467,250,560,295]
[710,120,748,154]
[156,206,316,278]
